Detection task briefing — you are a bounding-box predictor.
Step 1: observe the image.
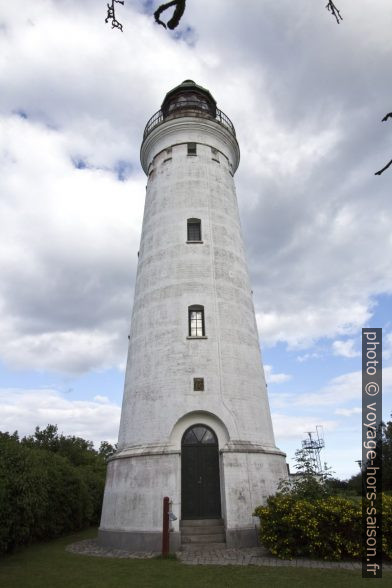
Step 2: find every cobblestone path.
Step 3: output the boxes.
[66,539,392,571]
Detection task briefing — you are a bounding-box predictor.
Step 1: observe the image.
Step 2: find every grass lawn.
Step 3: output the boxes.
[0,528,389,588]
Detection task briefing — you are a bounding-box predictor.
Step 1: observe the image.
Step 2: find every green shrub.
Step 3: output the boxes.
[0,430,106,554]
[78,465,106,525]
[254,494,391,561]
[0,436,45,552]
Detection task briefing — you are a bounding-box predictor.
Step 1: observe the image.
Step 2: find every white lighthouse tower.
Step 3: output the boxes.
[99,80,287,551]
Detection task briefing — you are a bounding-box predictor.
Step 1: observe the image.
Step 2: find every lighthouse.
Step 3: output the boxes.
[99,80,287,551]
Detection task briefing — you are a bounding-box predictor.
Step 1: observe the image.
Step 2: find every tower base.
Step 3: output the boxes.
[98,528,181,553]
[99,444,287,552]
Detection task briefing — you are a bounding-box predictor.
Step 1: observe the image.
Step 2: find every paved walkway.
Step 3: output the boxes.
[66,539,392,571]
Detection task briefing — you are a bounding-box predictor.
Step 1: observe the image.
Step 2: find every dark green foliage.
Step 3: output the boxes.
[344,413,392,494]
[346,472,362,495]
[324,477,349,493]
[0,425,109,554]
[382,416,392,491]
[22,425,98,466]
[0,435,47,552]
[278,445,333,501]
[98,440,117,461]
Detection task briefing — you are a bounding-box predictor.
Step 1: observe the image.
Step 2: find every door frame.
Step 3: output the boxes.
[181,423,222,519]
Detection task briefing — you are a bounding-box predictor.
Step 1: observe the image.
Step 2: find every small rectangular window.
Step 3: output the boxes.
[188,306,205,337]
[187,143,197,156]
[187,219,201,241]
[211,148,219,162]
[194,378,204,391]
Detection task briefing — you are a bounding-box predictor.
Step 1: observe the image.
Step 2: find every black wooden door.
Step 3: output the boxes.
[181,425,221,519]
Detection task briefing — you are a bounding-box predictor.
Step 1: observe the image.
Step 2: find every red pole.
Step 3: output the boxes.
[162,496,170,557]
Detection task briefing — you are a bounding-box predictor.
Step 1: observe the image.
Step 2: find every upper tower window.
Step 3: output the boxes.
[188,305,205,337]
[187,143,197,156]
[187,218,201,242]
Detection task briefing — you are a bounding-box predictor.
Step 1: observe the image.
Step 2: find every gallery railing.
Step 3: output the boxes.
[143,101,236,139]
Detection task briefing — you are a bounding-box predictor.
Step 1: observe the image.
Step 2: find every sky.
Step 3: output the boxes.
[0,0,391,479]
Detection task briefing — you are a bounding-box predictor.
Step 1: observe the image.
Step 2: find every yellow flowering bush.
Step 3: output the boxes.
[254,494,392,561]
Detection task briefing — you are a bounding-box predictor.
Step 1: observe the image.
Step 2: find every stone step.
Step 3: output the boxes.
[180,518,224,528]
[181,533,226,544]
[180,542,227,552]
[181,525,225,535]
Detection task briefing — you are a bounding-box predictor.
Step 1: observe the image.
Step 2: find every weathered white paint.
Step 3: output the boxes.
[99,90,287,550]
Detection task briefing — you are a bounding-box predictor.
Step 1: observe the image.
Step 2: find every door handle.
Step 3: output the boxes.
[197,477,202,484]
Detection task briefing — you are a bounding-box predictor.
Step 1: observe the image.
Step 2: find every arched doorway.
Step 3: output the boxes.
[181,424,221,519]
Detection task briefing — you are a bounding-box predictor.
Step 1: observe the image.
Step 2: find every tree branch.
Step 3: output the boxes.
[105,0,124,31]
[374,113,392,174]
[375,159,392,176]
[326,1,343,24]
[105,1,345,34]
[154,0,186,30]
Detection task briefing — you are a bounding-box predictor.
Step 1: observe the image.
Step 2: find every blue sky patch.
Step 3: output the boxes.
[115,160,133,181]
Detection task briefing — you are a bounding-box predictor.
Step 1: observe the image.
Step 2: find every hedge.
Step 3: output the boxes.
[254,494,392,561]
[0,434,105,554]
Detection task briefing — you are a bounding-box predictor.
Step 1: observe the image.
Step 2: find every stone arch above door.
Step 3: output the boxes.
[169,410,230,451]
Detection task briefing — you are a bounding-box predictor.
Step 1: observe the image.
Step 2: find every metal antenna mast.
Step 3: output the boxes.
[301,425,325,474]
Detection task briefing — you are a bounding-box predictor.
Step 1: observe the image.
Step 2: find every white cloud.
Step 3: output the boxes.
[296,366,392,407]
[0,329,125,374]
[332,339,360,358]
[0,388,121,446]
[0,115,143,373]
[297,352,321,363]
[272,413,337,440]
[335,407,362,417]
[256,294,373,350]
[93,395,110,404]
[264,364,292,384]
